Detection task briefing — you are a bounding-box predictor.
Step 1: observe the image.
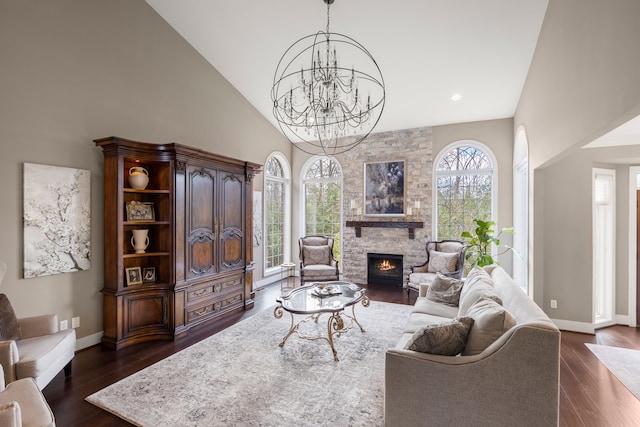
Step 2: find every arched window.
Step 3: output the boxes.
[301,156,342,260]
[435,142,496,241]
[264,153,290,272]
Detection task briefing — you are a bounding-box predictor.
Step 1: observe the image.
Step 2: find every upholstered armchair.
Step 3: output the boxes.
[406,240,465,296]
[299,235,340,284]
[0,365,55,426]
[0,261,75,391]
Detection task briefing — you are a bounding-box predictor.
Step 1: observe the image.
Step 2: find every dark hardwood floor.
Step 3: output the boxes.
[42,282,640,427]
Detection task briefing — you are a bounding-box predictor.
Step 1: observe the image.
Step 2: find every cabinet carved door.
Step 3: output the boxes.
[186,165,217,279]
[219,170,244,272]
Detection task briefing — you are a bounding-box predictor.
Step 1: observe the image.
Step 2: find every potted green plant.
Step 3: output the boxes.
[461,219,514,268]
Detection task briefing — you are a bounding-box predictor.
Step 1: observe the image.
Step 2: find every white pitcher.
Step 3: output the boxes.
[131,229,150,253]
[128,166,149,190]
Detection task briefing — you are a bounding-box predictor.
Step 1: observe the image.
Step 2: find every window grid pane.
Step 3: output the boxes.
[436,146,493,241]
[303,159,342,261]
[265,179,284,269]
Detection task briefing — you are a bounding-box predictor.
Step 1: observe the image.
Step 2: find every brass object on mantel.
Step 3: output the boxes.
[345,220,424,239]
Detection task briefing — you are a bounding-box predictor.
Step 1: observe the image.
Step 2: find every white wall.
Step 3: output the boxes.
[516,0,640,330]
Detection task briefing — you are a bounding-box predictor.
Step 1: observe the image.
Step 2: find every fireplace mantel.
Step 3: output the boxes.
[345,220,424,239]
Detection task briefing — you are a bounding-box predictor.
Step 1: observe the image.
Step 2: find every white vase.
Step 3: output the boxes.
[131,229,150,254]
[128,167,149,190]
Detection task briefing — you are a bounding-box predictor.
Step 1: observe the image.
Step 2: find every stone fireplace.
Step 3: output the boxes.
[335,126,433,286]
[367,253,403,286]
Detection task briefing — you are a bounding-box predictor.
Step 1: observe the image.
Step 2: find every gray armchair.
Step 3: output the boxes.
[407,240,465,296]
[299,235,340,284]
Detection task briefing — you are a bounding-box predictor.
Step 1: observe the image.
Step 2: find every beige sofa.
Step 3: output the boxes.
[385,266,560,427]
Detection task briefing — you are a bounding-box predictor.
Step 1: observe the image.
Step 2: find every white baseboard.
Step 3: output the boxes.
[551,318,595,334]
[615,314,632,326]
[254,275,282,289]
[75,331,103,351]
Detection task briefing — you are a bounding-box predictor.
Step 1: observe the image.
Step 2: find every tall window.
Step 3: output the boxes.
[264,153,290,272]
[302,157,342,260]
[593,168,615,325]
[435,143,495,241]
[513,128,529,292]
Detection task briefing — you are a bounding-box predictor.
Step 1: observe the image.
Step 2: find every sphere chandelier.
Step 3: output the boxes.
[271,0,385,156]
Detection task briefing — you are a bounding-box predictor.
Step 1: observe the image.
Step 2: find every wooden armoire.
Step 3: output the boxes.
[95,137,261,350]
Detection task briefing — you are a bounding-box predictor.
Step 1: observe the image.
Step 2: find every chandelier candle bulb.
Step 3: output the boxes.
[415,200,420,209]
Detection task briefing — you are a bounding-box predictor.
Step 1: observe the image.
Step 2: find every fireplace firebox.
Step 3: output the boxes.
[367,253,403,286]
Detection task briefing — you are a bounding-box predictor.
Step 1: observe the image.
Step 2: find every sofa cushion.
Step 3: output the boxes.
[458,268,502,316]
[462,297,517,356]
[427,250,458,273]
[459,266,491,301]
[426,273,464,306]
[15,329,76,380]
[0,294,21,341]
[403,311,455,334]
[404,317,474,355]
[412,297,459,319]
[303,245,331,265]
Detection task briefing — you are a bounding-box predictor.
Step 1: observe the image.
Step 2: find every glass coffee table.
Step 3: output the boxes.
[274,281,370,361]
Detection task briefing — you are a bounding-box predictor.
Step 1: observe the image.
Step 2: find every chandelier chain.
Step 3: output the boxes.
[326,1,330,35]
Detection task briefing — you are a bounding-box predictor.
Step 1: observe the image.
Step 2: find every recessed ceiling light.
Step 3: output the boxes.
[451,93,462,102]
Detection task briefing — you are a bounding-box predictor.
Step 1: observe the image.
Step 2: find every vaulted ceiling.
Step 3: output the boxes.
[146,0,549,135]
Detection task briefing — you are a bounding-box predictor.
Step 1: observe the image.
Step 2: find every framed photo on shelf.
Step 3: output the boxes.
[143,267,156,283]
[125,266,143,286]
[364,160,405,216]
[126,201,155,222]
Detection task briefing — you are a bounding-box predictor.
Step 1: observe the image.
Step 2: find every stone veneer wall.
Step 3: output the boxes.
[335,127,433,286]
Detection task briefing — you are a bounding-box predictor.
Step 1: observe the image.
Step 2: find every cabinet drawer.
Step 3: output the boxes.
[185,290,243,324]
[186,276,242,303]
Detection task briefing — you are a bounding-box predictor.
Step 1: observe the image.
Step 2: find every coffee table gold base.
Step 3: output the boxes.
[274,295,370,361]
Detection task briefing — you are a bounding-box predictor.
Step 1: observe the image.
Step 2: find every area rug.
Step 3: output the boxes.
[585,343,640,400]
[86,301,412,426]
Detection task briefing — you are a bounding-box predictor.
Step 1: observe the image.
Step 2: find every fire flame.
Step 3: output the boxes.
[378,259,396,272]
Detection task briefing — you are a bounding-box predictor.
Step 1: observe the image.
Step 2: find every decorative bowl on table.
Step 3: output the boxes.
[312,284,342,298]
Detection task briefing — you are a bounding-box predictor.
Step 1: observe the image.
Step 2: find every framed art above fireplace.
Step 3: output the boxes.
[364,160,405,216]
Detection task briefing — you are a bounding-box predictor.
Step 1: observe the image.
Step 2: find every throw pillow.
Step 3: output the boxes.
[405,316,474,356]
[0,294,21,341]
[303,245,331,265]
[427,250,458,274]
[426,273,464,306]
[462,297,517,356]
[458,281,502,317]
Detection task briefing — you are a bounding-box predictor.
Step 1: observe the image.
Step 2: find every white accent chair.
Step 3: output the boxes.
[0,261,76,391]
[0,365,55,426]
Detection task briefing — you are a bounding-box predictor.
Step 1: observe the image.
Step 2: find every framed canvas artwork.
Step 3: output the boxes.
[23,163,91,278]
[364,160,405,216]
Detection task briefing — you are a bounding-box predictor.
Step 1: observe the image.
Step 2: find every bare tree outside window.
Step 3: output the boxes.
[265,157,286,269]
[436,146,493,241]
[303,158,342,261]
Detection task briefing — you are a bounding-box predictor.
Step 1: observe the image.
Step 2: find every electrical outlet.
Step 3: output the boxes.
[60,320,68,330]
[550,299,558,309]
[72,316,80,329]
